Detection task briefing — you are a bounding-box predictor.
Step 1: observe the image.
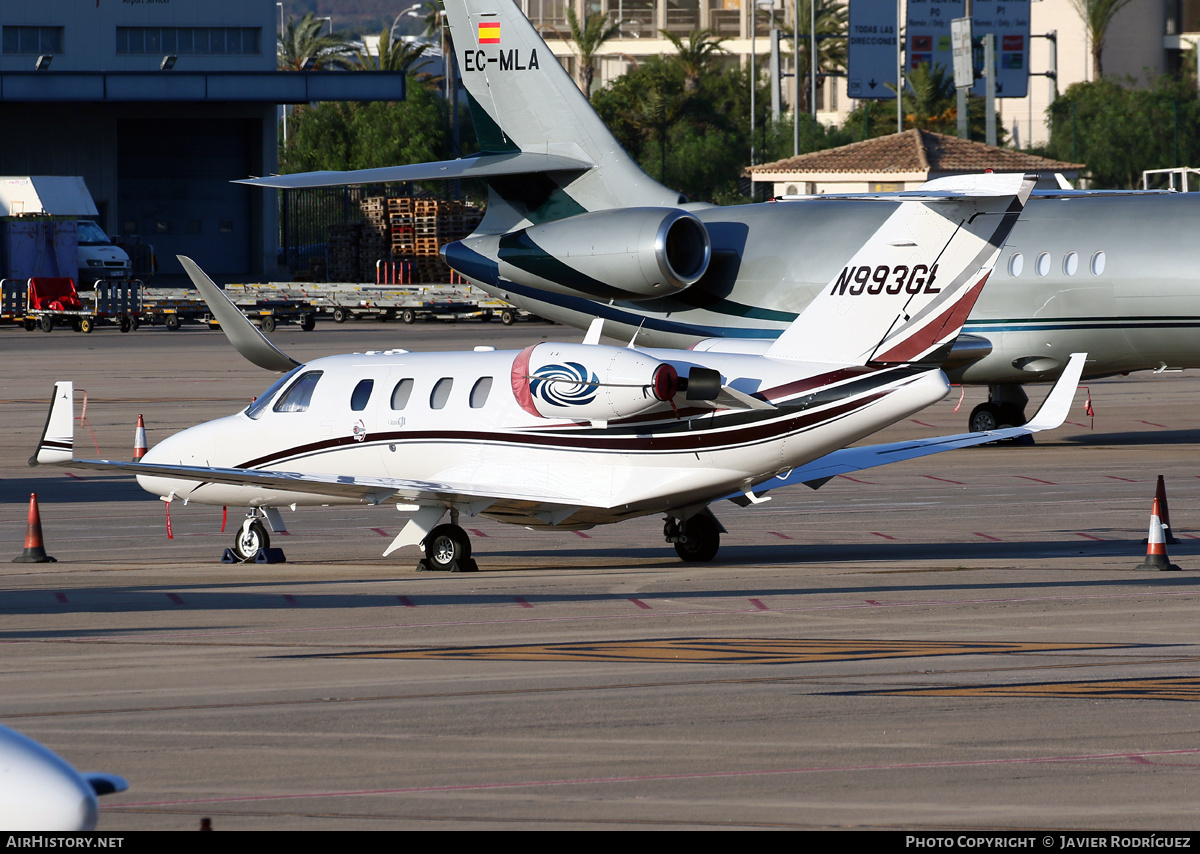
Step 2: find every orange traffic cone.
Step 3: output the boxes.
[12,493,55,563]
[133,414,147,461]
[1137,496,1181,571]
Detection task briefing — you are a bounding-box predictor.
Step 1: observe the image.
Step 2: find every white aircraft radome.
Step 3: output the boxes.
[33,173,1085,568]
[0,724,127,831]
[240,0,1200,435]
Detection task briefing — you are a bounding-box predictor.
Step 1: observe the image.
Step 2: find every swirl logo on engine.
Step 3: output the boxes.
[528,362,599,407]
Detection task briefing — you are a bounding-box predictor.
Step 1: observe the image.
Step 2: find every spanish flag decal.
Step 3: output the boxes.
[478,22,500,44]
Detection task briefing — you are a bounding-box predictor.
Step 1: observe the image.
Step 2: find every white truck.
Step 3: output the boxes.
[0,176,131,284]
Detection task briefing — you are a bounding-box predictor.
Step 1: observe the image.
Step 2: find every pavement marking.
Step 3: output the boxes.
[334,638,1130,665]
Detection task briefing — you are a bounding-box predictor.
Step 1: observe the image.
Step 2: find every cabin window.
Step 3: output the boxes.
[469,377,493,408]
[350,379,374,412]
[273,370,323,413]
[1091,251,1106,276]
[1007,253,1023,277]
[390,378,414,409]
[1035,252,1051,277]
[430,377,453,409]
[1063,251,1079,276]
[245,366,302,420]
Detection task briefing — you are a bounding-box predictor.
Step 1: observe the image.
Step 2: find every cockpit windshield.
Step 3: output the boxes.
[245,367,302,420]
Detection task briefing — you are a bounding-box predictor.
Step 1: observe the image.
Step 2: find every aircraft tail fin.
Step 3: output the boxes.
[30,381,74,466]
[764,172,1037,366]
[240,0,680,230]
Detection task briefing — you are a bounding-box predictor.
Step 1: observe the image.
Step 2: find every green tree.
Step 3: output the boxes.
[280,81,448,174]
[781,0,849,115]
[662,29,728,93]
[567,8,623,99]
[354,27,431,74]
[1069,0,1139,79]
[1046,76,1200,188]
[902,62,958,132]
[278,12,355,71]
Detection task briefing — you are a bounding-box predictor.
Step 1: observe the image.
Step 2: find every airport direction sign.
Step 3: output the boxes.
[906,0,1030,99]
[848,0,900,100]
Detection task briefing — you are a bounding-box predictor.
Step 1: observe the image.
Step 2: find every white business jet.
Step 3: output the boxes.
[32,173,1084,570]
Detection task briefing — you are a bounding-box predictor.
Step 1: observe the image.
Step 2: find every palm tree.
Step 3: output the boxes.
[1070,0,1139,78]
[354,27,432,74]
[782,0,848,114]
[567,8,623,99]
[278,12,355,71]
[663,29,728,93]
[902,62,957,132]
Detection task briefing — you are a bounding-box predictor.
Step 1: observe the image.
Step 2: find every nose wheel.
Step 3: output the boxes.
[665,512,721,562]
[222,511,286,564]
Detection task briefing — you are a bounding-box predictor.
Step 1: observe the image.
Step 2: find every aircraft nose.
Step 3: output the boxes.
[0,726,99,831]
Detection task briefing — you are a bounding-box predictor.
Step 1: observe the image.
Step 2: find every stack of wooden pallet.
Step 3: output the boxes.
[326,221,362,283]
[359,196,391,280]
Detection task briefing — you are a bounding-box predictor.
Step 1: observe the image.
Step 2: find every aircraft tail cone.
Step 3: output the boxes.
[133,414,147,461]
[12,493,56,563]
[1137,496,1182,571]
[1143,475,1179,545]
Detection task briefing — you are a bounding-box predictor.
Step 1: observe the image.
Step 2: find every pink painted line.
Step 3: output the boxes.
[1181,533,1200,540]
[165,593,185,606]
[468,529,488,538]
[864,600,882,606]
[369,528,389,537]
[870,532,897,540]
[1065,421,1091,428]
[113,747,1200,808]
[1138,420,1168,429]
[282,595,298,606]
[973,532,1002,542]
[837,475,874,484]
[514,597,533,608]
[572,531,591,538]
[397,596,416,607]
[910,420,935,428]
[1015,476,1055,484]
[1104,476,1136,482]
[628,598,652,610]
[64,472,83,480]
[922,475,965,485]
[1075,532,1106,541]
[54,592,67,603]
[749,599,769,611]
[769,531,793,540]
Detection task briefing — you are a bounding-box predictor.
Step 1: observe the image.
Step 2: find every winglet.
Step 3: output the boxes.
[178,256,301,372]
[1023,352,1087,431]
[30,381,74,466]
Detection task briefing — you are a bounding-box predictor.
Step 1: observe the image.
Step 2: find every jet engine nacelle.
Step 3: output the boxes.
[505,207,711,300]
[511,343,679,421]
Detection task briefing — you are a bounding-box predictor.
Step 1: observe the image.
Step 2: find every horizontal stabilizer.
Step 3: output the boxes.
[237,151,595,190]
[726,352,1087,501]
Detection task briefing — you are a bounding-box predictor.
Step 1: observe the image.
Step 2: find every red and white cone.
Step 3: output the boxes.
[12,493,55,563]
[133,414,147,461]
[1137,496,1182,571]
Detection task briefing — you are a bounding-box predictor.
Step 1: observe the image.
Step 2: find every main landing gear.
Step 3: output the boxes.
[967,384,1033,444]
[664,510,722,562]
[416,514,478,572]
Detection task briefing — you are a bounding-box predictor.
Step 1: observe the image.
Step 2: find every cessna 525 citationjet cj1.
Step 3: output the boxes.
[32,173,1084,570]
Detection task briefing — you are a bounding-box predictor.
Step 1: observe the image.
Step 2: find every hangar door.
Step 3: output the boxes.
[118,118,253,277]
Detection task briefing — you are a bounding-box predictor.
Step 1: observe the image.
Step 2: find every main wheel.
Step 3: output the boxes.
[423,524,472,571]
[39,315,53,333]
[332,307,348,323]
[259,314,276,333]
[969,402,1024,432]
[674,514,720,562]
[79,317,94,334]
[165,314,181,331]
[234,519,270,562]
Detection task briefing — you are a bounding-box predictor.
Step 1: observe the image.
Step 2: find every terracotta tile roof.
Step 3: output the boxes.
[749,129,1084,175]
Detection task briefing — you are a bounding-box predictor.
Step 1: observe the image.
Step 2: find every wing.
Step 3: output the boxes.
[728,352,1087,503]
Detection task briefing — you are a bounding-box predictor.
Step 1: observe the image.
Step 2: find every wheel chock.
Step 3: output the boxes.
[452,558,479,573]
[254,548,287,564]
[221,548,240,564]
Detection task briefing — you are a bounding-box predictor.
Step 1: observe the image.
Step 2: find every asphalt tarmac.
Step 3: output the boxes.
[3,318,1200,830]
